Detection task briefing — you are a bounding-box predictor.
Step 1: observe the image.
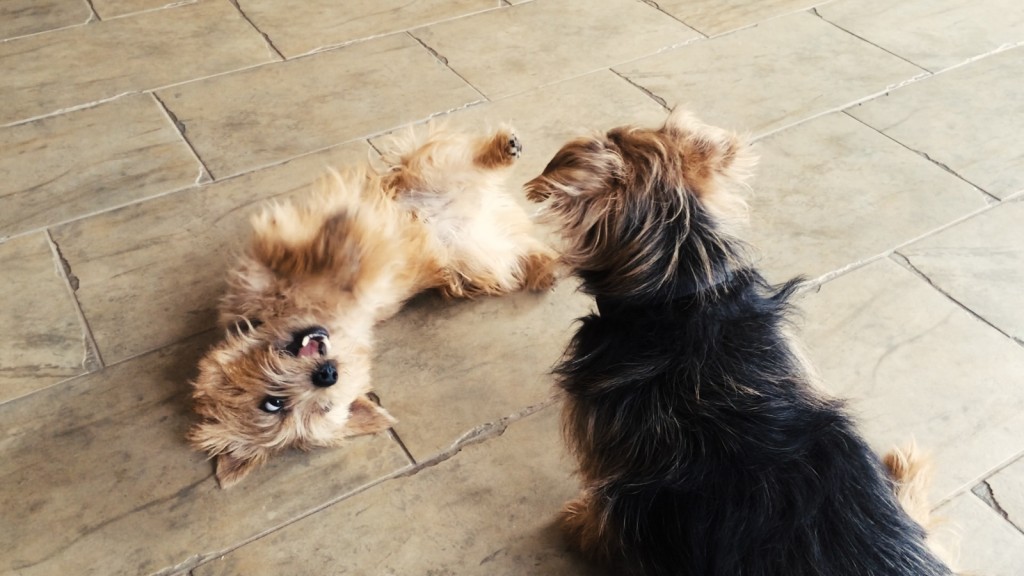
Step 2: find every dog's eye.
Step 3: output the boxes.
[260,396,286,414]
[232,318,263,335]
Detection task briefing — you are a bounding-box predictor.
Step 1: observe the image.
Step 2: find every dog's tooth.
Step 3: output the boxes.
[302,335,311,348]
[322,337,331,352]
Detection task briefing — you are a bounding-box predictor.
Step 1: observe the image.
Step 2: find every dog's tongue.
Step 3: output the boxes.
[298,340,320,358]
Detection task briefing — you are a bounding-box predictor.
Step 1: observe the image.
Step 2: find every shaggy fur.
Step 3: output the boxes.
[524,110,953,575]
[190,125,556,488]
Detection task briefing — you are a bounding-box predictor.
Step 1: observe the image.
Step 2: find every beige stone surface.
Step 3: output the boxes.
[985,456,1024,534]
[4,2,1024,574]
[238,0,496,57]
[746,112,987,283]
[657,0,821,36]
[193,406,596,576]
[797,258,1024,499]
[413,0,698,99]
[0,1,274,126]
[158,33,480,178]
[617,11,924,136]
[0,0,91,40]
[0,333,409,576]
[900,199,1024,343]
[50,141,371,365]
[933,492,1024,576]
[818,0,1024,72]
[0,233,88,403]
[849,47,1024,199]
[0,94,200,239]
[374,282,588,459]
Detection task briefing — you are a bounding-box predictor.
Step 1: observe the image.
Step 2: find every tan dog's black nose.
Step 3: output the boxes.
[312,361,338,387]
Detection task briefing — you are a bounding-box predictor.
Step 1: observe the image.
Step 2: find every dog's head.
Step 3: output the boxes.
[188,315,394,488]
[525,109,754,301]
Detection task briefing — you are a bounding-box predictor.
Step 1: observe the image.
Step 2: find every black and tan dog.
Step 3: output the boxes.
[525,110,953,575]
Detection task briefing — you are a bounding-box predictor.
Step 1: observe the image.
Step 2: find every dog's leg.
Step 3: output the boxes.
[519,243,559,292]
[473,127,522,169]
[561,490,613,562]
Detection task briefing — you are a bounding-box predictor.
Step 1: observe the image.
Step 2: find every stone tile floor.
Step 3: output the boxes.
[1,1,1022,574]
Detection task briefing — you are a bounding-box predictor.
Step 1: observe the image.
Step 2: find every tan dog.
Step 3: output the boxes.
[190,125,556,488]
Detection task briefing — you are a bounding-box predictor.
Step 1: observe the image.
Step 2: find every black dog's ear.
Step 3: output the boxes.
[230,318,263,336]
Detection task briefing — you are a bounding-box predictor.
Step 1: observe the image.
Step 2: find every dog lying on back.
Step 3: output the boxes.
[190,125,556,488]
[525,110,953,575]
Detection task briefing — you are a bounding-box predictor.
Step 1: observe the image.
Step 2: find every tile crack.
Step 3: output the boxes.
[46,231,104,371]
[972,480,1024,535]
[228,0,285,61]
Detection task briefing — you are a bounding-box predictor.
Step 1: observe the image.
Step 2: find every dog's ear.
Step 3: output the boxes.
[343,395,397,437]
[524,136,625,202]
[661,109,754,194]
[188,411,267,489]
[215,451,263,489]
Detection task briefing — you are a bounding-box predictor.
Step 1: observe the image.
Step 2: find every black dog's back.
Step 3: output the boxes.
[558,270,950,576]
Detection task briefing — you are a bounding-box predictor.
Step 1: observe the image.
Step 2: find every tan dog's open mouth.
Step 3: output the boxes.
[285,326,331,358]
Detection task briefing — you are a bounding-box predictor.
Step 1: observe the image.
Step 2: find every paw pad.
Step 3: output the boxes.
[507,135,522,159]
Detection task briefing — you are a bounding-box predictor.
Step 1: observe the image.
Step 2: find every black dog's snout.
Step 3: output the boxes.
[312,361,338,387]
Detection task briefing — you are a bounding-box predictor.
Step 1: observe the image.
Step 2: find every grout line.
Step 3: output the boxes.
[227,0,285,61]
[637,0,708,37]
[796,199,1002,292]
[610,69,671,111]
[890,252,1024,348]
[842,111,1001,205]
[83,0,101,22]
[810,7,931,74]
[366,391,417,465]
[151,93,215,183]
[101,0,198,22]
[406,31,490,102]
[44,230,105,372]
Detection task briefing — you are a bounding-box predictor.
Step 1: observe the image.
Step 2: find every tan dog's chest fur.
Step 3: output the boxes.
[189,126,556,488]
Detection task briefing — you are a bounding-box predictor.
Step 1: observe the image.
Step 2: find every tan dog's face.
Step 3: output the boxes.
[189,317,393,488]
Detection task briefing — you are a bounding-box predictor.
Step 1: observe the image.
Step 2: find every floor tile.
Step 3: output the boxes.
[374,281,589,460]
[412,0,698,99]
[0,0,274,126]
[616,11,924,136]
[193,406,594,576]
[985,456,1024,533]
[237,0,495,57]
[746,112,986,283]
[900,199,1024,343]
[818,0,1024,72]
[0,0,90,40]
[657,0,821,36]
[796,258,1024,499]
[50,142,371,365]
[849,47,1024,199]
[0,94,200,240]
[933,492,1024,576]
[0,333,409,576]
[0,233,88,403]
[158,33,480,178]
